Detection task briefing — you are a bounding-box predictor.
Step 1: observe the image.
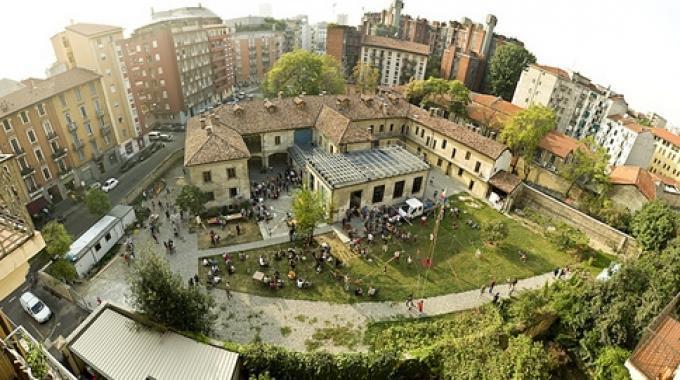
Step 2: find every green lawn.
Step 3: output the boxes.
[199,195,594,302]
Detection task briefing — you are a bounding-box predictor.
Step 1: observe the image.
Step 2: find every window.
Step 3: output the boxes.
[437,158,443,167]
[379,124,384,132]
[412,176,423,193]
[79,105,88,119]
[458,168,464,177]
[74,87,82,101]
[468,180,475,190]
[425,136,430,146]
[274,136,281,145]
[105,232,111,242]
[34,149,44,162]
[442,140,447,149]
[372,185,385,203]
[2,119,12,131]
[393,180,405,198]
[401,124,405,134]
[390,124,394,132]
[420,129,425,138]
[415,126,419,135]
[226,167,236,179]
[155,53,160,61]
[152,40,158,48]
[85,122,93,136]
[465,151,471,160]
[43,120,54,136]
[202,171,212,183]
[36,103,46,116]
[229,187,239,198]
[94,243,102,251]
[110,84,116,93]
[432,139,437,149]
[58,94,66,107]
[42,166,51,180]
[205,192,215,201]
[10,138,21,154]
[474,161,481,173]
[88,82,96,95]
[451,148,457,159]
[19,111,29,124]
[27,130,37,144]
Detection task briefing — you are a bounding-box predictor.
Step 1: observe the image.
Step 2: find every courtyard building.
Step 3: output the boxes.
[608,165,657,212]
[51,23,143,160]
[184,93,513,212]
[594,114,655,168]
[0,68,117,211]
[648,127,680,183]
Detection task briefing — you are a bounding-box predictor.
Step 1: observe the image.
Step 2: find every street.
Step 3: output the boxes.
[59,132,184,237]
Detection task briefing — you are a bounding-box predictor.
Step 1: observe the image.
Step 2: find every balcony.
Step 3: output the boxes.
[67,121,77,132]
[58,165,73,177]
[72,139,85,151]
[100,125,111,137]
[12,148,25,157]
[20,167,35,177]
[46,131,59,140]
[52,148,67,159]
[96,109,105,117]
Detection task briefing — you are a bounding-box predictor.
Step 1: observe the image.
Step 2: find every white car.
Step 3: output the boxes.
[102,178,119,192]
[19,292,52,323]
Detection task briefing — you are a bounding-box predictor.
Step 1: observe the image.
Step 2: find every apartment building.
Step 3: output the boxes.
[230,30,285,85]
[360,35,428,86]
[0,153,46,299]
[326,25,361,78]
[206,24,236,101]
[595,115,655,168]
[51,23,143,159]
[310,22,328,55]
[512,64,628,139]
[649,128,680,182]
[0,69,116,212]
[438,16,495,88]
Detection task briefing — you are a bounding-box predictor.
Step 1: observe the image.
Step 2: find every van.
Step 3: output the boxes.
[148,131,161,140]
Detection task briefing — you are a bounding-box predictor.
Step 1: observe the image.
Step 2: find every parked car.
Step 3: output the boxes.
[102,178,119,192]
[159,133,173,142]
[19,292,52,323]
[148,131,162,140]
[398,198,435,220]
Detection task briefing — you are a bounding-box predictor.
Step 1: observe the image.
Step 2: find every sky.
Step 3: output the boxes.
[1,0,679,126]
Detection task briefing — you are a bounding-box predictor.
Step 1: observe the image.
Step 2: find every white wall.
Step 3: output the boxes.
[73,221,125,278]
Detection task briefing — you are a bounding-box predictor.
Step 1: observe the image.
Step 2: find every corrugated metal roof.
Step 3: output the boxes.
[69,308,239,380]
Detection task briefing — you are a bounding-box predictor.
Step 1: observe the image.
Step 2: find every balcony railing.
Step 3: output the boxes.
[100,125,111,137]
[67,121,77,131]
[20,167,35,177]
[72,139,85,151]
[12,148,25,156]
[46,131,58,140]
[59,166,72,176]
[52,148,67,159]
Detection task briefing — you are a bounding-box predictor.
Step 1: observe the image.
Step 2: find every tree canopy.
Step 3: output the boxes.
[352,62,380,94]
[404,77,470,119]
[500,104,555,175]
[263,50,345,97]
[176,185,208,216]
[560,136,610,197]
[128,250,216,334]
[84,189,111,216]
[631,200,678,252]
[481,220,509,245]
[488,43,536,101]
[42,221,72,258]
[291,187,326,243]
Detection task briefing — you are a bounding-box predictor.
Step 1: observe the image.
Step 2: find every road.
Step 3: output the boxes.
[60,132,184,237]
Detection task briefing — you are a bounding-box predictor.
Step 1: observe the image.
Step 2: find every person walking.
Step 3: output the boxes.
[492,292,500,305]
[406,293,414,310]
[489,279,496,294]
[225,282,233,300]
[235,223,241,236]
[416,299,424,314]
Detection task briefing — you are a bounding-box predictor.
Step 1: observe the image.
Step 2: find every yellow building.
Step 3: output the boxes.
[51,23,143,159]
[649,128,680,183]
[0,153,45,300]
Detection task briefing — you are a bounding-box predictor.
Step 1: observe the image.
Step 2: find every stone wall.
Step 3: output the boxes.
[513,184,638,256]
[122,148,184,205]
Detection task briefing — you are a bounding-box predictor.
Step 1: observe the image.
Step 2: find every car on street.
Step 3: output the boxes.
[101,178,119,192]
[19,292,52,323]
[159,133,173,142]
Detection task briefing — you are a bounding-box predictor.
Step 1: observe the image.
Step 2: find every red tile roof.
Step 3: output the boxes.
[628,315,680,379]
[538,131,582,159]
[467,93,523,129]
[609,166,656,200]
[531,64,570,79]
[489,170,522,193]
[651,127,680,148]
[362,35,430,56]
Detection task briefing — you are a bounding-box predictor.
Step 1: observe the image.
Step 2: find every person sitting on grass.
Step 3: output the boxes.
[274,249,284,260]
[227,263,235,275]
[368,286,377,297]
[288,270,296,280]
[355,287,364,296]
[259,255,269,268]
[238,251,246,261]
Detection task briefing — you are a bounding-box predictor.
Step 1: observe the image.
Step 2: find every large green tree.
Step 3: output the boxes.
[631,200,678,252]
[404,78,470,120]
[488,43,536,101]
[500,104,555,175]
[352,62,380,94]
[560,136,610,198]
[84,189,111,216]
[41,221,72,258]
[176,185,208,216]
[128,250,216,334]
[291,187,326,243]
[263,50,344,97]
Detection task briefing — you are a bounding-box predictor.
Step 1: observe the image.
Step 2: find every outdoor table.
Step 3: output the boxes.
[252,271,265,282]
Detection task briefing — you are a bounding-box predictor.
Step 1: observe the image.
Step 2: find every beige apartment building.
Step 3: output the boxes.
[649,128,680,183]
[184,93,515,214]
[360,35,429,86]
[0,69,117,213]
[0,153,45,300]
[51,23,142,159]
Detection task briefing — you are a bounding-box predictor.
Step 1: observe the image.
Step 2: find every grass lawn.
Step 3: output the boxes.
[197,219,262,249]
[199,194,600,302]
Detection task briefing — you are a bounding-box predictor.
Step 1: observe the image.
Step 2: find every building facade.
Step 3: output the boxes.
[0,69,117,212]
[230,30,285,85]
[326,25,361,79]
[360,35,428,86]
[594,115,655,168]
[649,128,680,182]
[51,23,143,160]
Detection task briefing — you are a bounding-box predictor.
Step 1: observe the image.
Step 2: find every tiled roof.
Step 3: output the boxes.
[65,23,122,36]
[607,115,649,134]
[628,315,680,379]
[531,64,570,80]
[609,165,656,200]
[538,131,582,159]
[184,119,250,166]
[488,170,522,193]
[0,69,101,119]
[467,92,523,128]
[651,127,680,148]
[315,106,352,145]
[362,35,430,56]
[651,172,678,187]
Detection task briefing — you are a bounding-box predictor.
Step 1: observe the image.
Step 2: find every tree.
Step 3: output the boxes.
[25,341,49,379]
[263,50,345,97]
[500,104,555,175]
[481,220,509,245]
[84,189,111,216]
[560,136,610,198]
[41,221,72,258]
[352,63,380,94]
[128,250,216,334]
[631,200,678,252]
[488,43,536,101]
[425,53,441,79]
[593,346,631,380]
[549,223,589,254]
[291,187,326,243]
[405,78,470,120]
[176,185,208,216]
